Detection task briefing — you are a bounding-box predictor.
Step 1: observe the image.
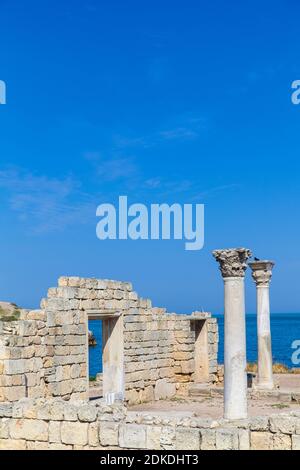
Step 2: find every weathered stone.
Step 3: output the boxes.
[0,438,26,449]
[146,426,161,450]
[77,405,97,423]
[49,421,61,443]
[292,434,300,450]
[269,415,297,434]
[200,429,216,450]
[160,427,175,450]
[239,429,250,450]
[154,379,176,400]
[273,433,291,450]
[9,419,48,441]
[216,429,239,450]
[99,422,119,447]
[119,424,146,449]
[249,416,269,431]
[250,431,274,450]
[61,421,88,446]
[175,428,200,450]
[88,422,99,447]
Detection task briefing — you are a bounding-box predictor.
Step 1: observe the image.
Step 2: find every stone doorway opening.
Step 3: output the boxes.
[192,319,210,383]
[88,318,103,399]
[87,310,124,403]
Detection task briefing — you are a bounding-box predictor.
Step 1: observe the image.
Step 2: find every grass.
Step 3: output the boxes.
[246,362,298,374]
[271,403,290,409]
[0,305,21,322]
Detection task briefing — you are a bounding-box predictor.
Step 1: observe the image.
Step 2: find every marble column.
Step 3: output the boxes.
[213,248,252,420]
[249,260,275,390]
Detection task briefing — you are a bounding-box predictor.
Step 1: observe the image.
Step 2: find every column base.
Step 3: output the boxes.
[253,381,275,391]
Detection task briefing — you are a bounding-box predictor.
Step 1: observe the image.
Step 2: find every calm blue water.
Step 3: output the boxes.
[88,314,300,376]
[216,313,300,368]
[89,320,103,377]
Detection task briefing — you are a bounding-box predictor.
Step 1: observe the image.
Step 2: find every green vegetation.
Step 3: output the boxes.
[271,403,290,409]
[89,375,97,382]
[247,362,296,374]
[0,305,21,322]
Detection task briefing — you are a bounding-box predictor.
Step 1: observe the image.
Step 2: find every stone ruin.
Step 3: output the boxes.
[0,276,219,405]
[1,250,299,450]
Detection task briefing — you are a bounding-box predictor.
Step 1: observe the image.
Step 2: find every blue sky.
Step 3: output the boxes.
[0,0,299,313]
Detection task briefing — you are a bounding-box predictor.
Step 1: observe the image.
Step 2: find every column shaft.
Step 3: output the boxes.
[257,285,274,389]
[224,277,248,420]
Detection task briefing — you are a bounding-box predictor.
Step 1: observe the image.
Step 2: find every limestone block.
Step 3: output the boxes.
[99,422,119,447]
[269,415,297,434]
[175,428,200,450]
[146,426,162,449]
[36,401,65,421]
[125,389,140,405]
[22,345,35,359]
[0,438,26,450]
[4,359,26,375]
[160,426,175,450]
[4,386,26,402]
[154,379,176,401]
[216,429,239,450]
[77,405,97,423]
[71,364,81,379]
[250,431,274,450]
[200,429,216,450]
[61,421,88,446]
[249,416,269,431]
[88,422,99,447]
[180,359,195,374]
[49,421,61,443]
[0,418,9,438]
[119,424,146,449]
[0,403,13,418]
[12,399,34,419]
[292,434,300,450]
[49,443,72,450]
[46,298,68,312]
[64,404,78,421]
[273,433,292,450]
[139,386,154,403]
[18,321,37,337]
[26,441,50,450]
[173,351,193,361]
[72,378,87,393]
[159,367,174,379]
[239,429,250,450]
[9,419,48,441]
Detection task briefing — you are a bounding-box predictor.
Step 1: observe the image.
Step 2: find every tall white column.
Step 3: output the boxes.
[213,248,251,420]
[249,261,275,390]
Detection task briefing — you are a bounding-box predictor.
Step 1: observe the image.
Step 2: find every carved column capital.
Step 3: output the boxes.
[249,261,275,287]
[213,248,252,278]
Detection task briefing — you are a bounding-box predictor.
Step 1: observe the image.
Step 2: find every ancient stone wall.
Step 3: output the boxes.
[0,311,48,402]
[123,311,218,404]
[0,398,299,450]
[0,276,219,405]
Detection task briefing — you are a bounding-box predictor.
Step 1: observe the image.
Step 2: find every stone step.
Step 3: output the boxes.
[188,383,212,397]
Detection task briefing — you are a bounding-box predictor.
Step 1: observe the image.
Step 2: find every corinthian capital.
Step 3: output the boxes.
[213,248,252,278]
[249,260,275,287]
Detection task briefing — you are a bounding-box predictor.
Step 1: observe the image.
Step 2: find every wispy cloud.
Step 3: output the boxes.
[0,168,95,233]
[83,152,139,182]
[111,114,209,150]
[143,177,239,200]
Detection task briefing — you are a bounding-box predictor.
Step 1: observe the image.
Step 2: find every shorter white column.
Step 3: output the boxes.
[249,261,275,390]
[213,248,251,420]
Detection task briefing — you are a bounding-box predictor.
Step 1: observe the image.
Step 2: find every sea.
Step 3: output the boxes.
[88,313,300,377]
